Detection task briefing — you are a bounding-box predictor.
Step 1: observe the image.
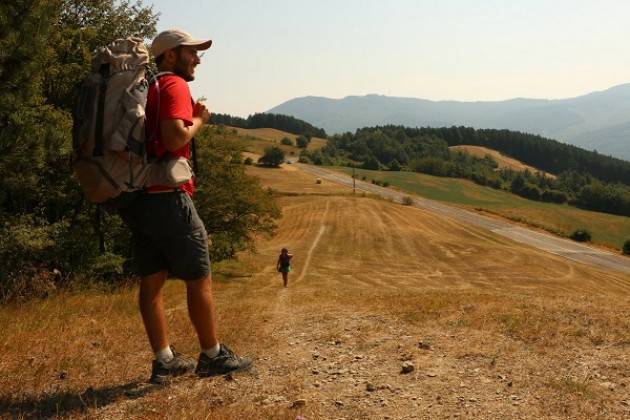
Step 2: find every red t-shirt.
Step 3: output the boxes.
[145,74,195,195]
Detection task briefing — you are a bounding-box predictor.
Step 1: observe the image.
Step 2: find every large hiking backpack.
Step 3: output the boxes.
[72,37,153,208]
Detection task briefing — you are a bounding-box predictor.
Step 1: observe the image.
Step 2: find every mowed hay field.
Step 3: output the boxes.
[336,166,630,250]
[2,164,630,419]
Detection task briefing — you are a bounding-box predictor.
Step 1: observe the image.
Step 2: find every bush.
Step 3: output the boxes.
[541,189,568,204]
[296,135,310,148]
[569,229,592,242]
[402,196,414,205]
[258,146,285,167]
[388,159,402,171]
[383,181,390,187]
[361,156,380,170]
[280,137,293,146]
[244,157,253,165]
[623,240,630,255]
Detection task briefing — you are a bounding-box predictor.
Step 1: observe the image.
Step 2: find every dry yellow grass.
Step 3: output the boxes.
[232,127,326,154]
[450,145,556,178]
[2,164,630,419]
[246,163,351,195]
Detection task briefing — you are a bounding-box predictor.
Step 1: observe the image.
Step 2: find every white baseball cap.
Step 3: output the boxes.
[151,29,212,58]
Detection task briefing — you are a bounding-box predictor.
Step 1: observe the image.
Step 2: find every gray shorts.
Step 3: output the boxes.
[119,191,211,280]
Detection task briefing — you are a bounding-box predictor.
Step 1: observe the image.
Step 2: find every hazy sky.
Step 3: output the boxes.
[149,0,630,117]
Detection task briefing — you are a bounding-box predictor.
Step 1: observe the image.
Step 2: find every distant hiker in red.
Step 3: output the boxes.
[277,248,293,287]
[119,29,251,384]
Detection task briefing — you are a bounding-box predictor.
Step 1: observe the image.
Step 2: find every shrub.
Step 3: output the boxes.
[402,196,414,206]
[281,137,293,146]
[296,135,310,148]
[244,157,253,165]
[361,156,380,170]
[569,229,592,242]
[541,189,568,204]
[623,240,630,255]
[258,146,285,167]
[383,181,390,187]
[388,160,402,171]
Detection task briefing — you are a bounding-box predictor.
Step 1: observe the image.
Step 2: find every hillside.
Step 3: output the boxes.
[268,84,630,160]
[2,163,630,419]
[217,126,326,162]
[449,145,555,178]
[231,127,326,154]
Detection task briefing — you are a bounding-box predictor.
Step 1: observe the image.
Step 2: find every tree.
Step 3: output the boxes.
[388,159,402,171]
[0,0,159,299]
[361,155,380,170]
[194,128,280,260]
[259,146,285,167]
[296,135,310,148]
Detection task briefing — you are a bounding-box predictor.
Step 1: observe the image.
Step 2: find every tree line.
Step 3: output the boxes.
[419,126,630,185]
[0,1,279,301]
[211,112,327,139]
[299,125,630,217]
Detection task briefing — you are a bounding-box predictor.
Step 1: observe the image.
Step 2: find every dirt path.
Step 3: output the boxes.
[297,200,330,283]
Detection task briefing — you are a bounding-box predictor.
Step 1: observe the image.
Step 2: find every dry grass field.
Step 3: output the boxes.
[337,166,630,250]
[231,127,327,156]
[449,145,556,178]
[2,163,630,419]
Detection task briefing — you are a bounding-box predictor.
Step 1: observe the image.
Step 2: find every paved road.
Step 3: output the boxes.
[297,163,630,276]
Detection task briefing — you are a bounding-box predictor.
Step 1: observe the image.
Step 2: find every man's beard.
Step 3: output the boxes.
[174,57,194,82]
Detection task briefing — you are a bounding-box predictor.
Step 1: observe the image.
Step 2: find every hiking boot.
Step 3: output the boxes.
[195,344,253,377]
[149,350,196,385]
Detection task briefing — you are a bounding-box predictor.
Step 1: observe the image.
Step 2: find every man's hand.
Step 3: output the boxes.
[193,101,211,124]
[160,102,211,152]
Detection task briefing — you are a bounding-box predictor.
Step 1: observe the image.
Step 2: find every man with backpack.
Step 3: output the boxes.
[119,29,252,384]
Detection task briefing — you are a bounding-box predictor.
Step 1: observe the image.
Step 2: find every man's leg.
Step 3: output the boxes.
[188,272,253,377]
[141,270,196,384]
[139,270,169,352]
[186,272,218,349]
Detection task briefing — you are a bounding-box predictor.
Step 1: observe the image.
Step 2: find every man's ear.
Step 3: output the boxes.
[163,49,177,66]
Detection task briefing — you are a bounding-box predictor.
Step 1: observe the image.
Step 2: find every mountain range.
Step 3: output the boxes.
[268,84,630,161]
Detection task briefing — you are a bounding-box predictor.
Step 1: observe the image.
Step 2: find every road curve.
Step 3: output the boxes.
[297,163,630,276]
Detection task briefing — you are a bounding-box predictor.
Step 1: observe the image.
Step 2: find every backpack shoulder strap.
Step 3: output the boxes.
[148,71,199,176]
[147,71,174,143]
[93,63,110,157]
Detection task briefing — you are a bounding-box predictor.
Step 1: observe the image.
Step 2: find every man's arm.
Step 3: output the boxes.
[160,101,210,152]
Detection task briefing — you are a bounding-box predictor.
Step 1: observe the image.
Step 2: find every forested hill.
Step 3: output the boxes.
[300,125,630,217]
[320,125,630,186]
[211,112,327,138]
[421,126,630,185]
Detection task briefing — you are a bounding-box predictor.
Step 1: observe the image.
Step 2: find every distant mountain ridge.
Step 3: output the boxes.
[268,84,630,160]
